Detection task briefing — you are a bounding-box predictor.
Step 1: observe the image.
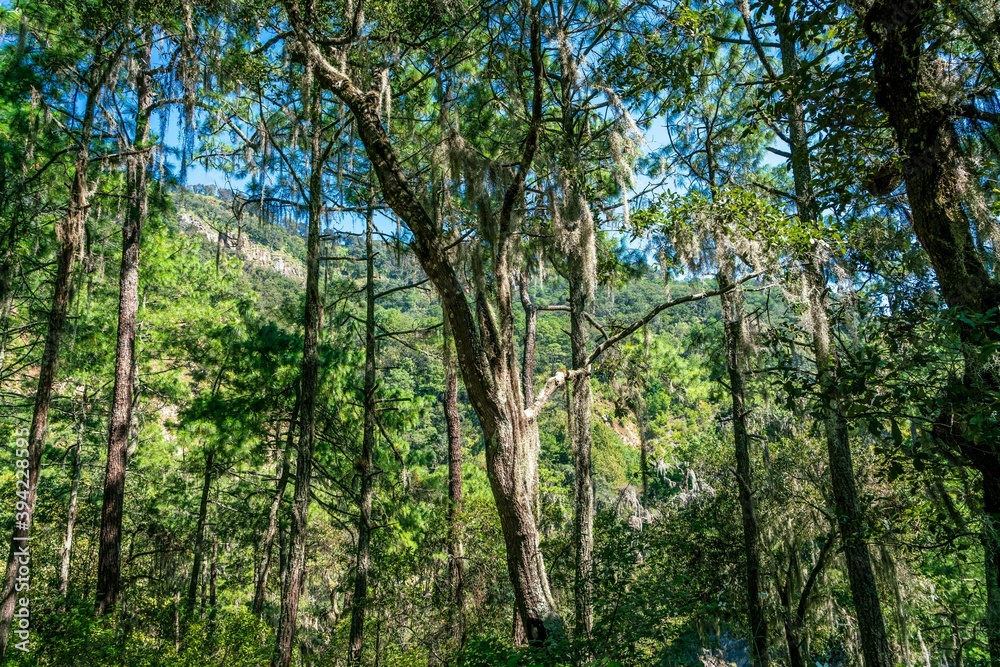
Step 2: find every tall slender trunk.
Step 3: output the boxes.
[349,203,377,664]
[718,262,769,667]
[60,386,88,598]
[253,396,298,616]
[638,326,650,503]
[443,309,465,643]
[96,38,153,617]
[518,276,541,523]
[272,68,324,667]
[565,202,595,640]
[0,65,103,657]
[779,577,804,667]
[806,256,892,667]
[778,15,892,660]
[188,447,214,609]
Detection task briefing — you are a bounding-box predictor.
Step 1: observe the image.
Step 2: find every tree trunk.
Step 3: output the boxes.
[349,203,377,664]
[718,260,769,667]
[562,194,596,640]
[96,38,153,617]
[188,447,214,609]
[253,396,298,616]
[857,5,1000,661]
[0,66,102,657]
[518,275,542,524]
[272,67,324,667]
[60,387,88,598]
[443,308,465,644]
[209,532,218,621]
[288,7,560,641]
[638,326,650,504]
[748,9,894,664]
[779,580,804,667]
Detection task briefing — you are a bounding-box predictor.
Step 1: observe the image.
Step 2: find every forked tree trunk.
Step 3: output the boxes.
[287,5,560,641]
[349,204,377,664]
[272,68,324,667]
[96,37,153,617]
[0,62,105,656]
[443,309,465,643]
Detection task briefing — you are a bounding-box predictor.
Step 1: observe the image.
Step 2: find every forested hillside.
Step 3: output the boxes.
[0,1,998,666]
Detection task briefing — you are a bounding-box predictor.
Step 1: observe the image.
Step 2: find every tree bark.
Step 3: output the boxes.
[718,261,769,667]
[443,308,465,644]
[349,202,378,664]
[272,66,324,667]
[60,386,88,598]
[0,59,104,656]
[518,275,542,524]
[805,256,893,667]
[253,395,298,616]
[855,5,1000,660]
[188,447,214,609]
[560,193,596,640]
[733,7,894,664]
[96,37,153,617]
[284,4,561,642]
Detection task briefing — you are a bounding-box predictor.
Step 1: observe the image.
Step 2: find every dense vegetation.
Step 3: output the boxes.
[0,0,998,665]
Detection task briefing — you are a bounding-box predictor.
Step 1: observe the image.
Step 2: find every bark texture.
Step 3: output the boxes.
[60,388,88,598]
[96,38,153,616]
[284,3,560,642]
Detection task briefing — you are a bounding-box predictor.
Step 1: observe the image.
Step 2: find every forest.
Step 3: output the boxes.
[0,0,998,665]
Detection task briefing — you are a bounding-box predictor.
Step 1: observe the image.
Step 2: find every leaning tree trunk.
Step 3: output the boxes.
[96,39,153,617]
[0,68,103,656]
[718,257,769,667]
[349,203,377,664]
[272,67,324,667]
[287,5,560,641]
[734,8,894,664]
[443,308,465,644]
[857,3,1000,662]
